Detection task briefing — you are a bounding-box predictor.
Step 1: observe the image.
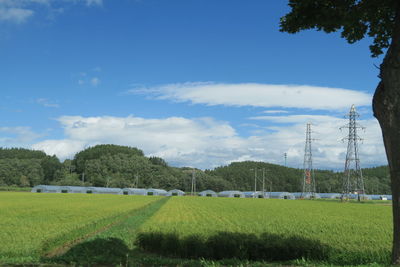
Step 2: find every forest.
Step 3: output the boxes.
[0,145,391,194]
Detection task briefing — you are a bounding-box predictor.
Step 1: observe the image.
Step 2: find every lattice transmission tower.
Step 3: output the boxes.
[301,123,316,198]
[341,105,365,201]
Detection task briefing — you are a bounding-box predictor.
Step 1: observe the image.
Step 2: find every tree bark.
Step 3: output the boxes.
[372,3,400,264]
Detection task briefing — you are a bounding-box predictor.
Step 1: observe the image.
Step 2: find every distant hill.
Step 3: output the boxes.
[0,145,391,194]
[206,161,391,194]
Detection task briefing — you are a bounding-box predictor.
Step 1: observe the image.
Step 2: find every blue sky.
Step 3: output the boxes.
[0,0,386,169]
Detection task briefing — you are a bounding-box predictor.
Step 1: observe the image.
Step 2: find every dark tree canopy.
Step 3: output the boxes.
[0,148,47,159]
[0,145,391,195]
[280,0,398,57]
[73,144,144,173]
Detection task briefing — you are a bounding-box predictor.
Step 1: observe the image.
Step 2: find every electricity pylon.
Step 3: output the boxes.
[341,105,365,201]
[301,123,316,199]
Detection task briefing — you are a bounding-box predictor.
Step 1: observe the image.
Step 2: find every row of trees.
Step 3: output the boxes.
[0,145,391,194]
[206,161,391,194]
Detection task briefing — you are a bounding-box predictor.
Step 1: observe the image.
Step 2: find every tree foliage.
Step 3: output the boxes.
[206,161,390,194]
[73,144,144,173]
[0,146,391,194]
[280,0,397,57]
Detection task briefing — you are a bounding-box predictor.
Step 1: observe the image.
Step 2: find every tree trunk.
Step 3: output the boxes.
[372,4,400,264]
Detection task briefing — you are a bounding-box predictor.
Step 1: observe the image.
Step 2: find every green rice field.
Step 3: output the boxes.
[0,192,393,266]
[0,192,162,264]
[136,197,392,264]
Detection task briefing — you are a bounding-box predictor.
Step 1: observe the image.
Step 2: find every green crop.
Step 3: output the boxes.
[1,193,393,266]
[0,192,160,264]
[136,197,392,265]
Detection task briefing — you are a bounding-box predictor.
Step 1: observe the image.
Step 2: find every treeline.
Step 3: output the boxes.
[0,145,391,194]
[206,161,391,194]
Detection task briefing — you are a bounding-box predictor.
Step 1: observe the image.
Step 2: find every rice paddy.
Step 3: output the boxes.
[0,192,393,265]
[0,192,161,263]
[136,197,393,264]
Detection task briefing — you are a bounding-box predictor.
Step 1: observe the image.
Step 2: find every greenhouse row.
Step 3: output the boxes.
[30,185,392,200]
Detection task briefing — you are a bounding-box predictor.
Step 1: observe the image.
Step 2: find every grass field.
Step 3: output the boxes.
[136,197,393,265]
[0,192,161,264]
[0,192,394,266]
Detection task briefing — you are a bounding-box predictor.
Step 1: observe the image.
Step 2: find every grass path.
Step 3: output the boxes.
[49,197,170,265]
[0,192,162,264]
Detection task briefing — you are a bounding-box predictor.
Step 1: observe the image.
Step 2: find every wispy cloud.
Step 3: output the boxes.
[36,98,60,108]
[0,0,103,24]
[0,7,33,23]
[90,77,100,87]
[86,0,103,7]
[129,82,372,111]
[262,110,290,114]
[0,126,42,145]
[249,114,343,124]
[77,68,101,87]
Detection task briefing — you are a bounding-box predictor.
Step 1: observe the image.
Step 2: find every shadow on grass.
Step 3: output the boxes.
[48,237,130,266]
[43,232,390,266]
[136,231,331,261]
[44,232,329,265]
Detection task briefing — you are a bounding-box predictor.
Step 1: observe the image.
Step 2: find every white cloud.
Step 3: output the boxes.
[0,7,33,23]
[90,77,100,86]
[31,115,245,168]
[249,114,343,124]
[0,0,102,24]
[32,139,86,159]
[130,82,372,111]
[30,114,386,170]
[0,126,42,145]
[249,114,386,169]
[262,110,290,114]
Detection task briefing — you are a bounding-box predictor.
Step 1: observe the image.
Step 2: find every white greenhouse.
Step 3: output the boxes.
[384,195,393,200]
[268,192,295,200]
[85,187,123,195]
[122,188,147,195]
[31,185,62,193]
[319,193,342,199]
[60,186,87,194]
[218,190,245,198]
[368,194,391,200]
[198,190,218,197]
[167,189,185,196]
[292,192,321,199]
[243,191,269,198]
[347,193,372,200]
[146,188,167,196]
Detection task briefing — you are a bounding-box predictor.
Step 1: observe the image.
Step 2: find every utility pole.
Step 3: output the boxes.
[284,153,287,167]
[301,123,316,199]
[134,172,139,188]
[250,168,257,197]
[262,168,265,197]
[191,169,196,196]
[341,105,365,201]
